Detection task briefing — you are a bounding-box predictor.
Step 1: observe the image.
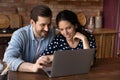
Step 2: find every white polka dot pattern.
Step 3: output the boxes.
[42,32,96,56]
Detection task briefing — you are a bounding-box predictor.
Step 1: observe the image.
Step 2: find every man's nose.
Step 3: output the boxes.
[44,25,49,31]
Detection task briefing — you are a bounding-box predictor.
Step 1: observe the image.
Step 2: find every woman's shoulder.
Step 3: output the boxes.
[55,34,65,38]
[53,34,65,41]
[82,29,94,38]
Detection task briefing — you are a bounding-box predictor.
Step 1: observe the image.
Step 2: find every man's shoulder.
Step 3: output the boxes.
[13,25,31,35]
[11,25,32,40]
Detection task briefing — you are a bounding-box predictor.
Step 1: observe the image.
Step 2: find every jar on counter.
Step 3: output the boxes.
[95,11,102,28]
[88,16,95,29]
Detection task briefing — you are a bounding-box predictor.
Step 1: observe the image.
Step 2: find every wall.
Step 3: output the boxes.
[0,0,103,27]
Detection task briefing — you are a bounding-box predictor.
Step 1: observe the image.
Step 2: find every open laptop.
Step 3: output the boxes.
[42,48,95,78]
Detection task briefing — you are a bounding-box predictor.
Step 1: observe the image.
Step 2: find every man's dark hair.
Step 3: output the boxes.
[30,5,52,22]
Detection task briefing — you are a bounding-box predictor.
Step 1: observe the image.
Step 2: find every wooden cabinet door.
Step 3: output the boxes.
[0,37,10,60]
[94,34,103,58]
[93,28,117,58]
[102,34,115,58]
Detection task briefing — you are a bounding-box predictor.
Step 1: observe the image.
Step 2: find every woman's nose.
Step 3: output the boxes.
[64,29,68,35]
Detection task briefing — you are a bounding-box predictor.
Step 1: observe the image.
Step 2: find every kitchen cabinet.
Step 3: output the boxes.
[0,34,11,60]
[93,28,117,58]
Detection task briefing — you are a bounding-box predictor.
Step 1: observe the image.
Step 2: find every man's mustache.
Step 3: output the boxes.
[43,30,49,33]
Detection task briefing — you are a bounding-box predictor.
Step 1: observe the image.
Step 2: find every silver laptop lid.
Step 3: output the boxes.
[50,48,95,77]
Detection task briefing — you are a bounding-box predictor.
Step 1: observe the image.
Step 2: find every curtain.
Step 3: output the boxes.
[103,0,120,56]
[117,0,120,54]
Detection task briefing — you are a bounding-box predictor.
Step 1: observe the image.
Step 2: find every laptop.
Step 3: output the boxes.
[42,48,95,78]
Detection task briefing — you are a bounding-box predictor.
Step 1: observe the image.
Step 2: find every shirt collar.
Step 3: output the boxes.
[30,25,35,41]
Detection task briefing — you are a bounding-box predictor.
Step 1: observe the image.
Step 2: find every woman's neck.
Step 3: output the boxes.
[66,38,79,48]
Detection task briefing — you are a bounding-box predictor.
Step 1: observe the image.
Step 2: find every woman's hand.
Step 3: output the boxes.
[73,32,86,41]
[73,32,90,49]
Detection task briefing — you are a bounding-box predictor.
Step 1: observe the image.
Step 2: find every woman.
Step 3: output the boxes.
[41,10,96,65]
[42,10,96,54]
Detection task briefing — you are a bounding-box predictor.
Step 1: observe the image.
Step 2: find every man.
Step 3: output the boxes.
[3,5,55,72]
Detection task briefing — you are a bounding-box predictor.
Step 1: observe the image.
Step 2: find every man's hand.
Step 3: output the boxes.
[18,55,53,72]
[32,55,53,72]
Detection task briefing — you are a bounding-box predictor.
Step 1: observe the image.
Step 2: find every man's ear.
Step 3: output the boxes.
[30,19,36,27]
[30,19,34,24]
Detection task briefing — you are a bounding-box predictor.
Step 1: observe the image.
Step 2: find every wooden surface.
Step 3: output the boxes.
[8,57,120,80]
[93,28,117,34]
[0,33,12,37]
[93,28,117,58]
[0,15,10,29]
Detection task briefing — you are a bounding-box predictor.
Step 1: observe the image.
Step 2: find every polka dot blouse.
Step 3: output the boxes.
[42,31,96,56]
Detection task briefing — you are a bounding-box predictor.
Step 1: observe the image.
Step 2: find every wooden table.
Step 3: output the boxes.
[8,58,120,80]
